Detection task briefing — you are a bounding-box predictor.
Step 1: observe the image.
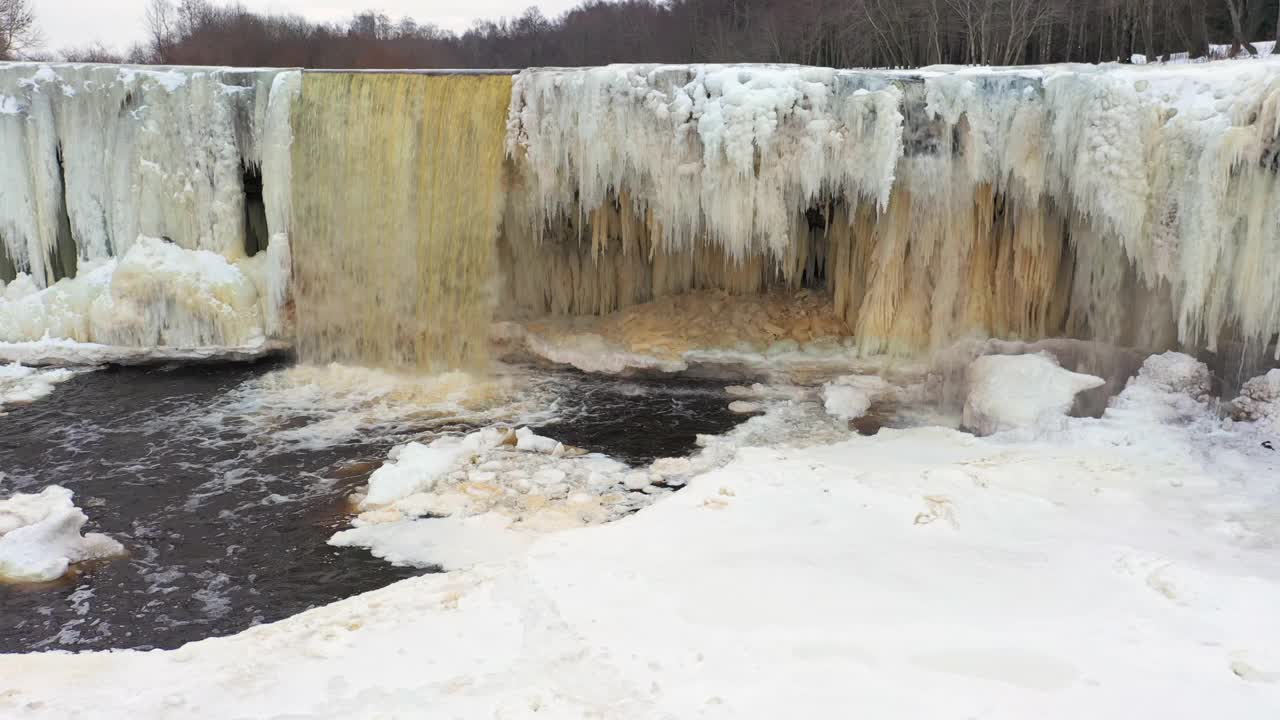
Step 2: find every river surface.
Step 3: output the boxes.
[0,360,742,652]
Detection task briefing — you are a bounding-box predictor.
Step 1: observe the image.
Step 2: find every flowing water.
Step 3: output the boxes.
[0,361,743,653]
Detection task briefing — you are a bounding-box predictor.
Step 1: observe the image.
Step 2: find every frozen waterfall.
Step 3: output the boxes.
[1,58,1279,369]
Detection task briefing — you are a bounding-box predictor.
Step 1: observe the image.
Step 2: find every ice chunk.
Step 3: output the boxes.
[514,427,562,455]
[329,513,529,571]
[963,353,1104,436]
[1232,369,1280,432]
[0,362,75,409]
[0,486,124,583]
[822,375,892,421]
[362,442,471,508]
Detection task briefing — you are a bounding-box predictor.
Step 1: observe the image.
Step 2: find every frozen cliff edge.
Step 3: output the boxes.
[505,59,1280,359]
[0,63,299,352]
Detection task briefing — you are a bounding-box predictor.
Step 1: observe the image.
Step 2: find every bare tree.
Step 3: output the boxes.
[146,0,177,63]
[0,0,40,59]
[61,43,124,64]
[1221,0,1258,55]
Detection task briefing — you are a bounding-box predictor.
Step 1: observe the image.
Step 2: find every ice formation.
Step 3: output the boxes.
[0,63,298,351]
[0,485,124,583]
[822,374,894,421]
[290,73,512,370]
[0,362,74,409]
[1232,369,1280,431]
[505,60,1280,360]
[0,236,266,347]
[3,59,1280,368]
[962,353,1105,436]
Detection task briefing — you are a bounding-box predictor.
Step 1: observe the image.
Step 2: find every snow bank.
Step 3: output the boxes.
[0,237,266,349]
[0,362,75,409]
[329,513,531,571]
[962,353,1104,436]
[0,486,123,583]
[5,351,1278,718]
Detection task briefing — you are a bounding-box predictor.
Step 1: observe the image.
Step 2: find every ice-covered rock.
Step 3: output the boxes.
[1107,351,1213,425]
[1232,369,1280,432]
[514,427,563,455]
[962,353,1104,436]
[822,375,892,421]
[0,485,124,583]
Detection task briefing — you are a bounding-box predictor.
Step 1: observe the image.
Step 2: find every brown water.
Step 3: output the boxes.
[0,361,743,653]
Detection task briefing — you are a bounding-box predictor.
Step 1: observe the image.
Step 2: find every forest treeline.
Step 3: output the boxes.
[48,0,1280,70]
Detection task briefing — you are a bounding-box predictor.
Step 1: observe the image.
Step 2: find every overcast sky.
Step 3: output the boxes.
[36,0,582,52]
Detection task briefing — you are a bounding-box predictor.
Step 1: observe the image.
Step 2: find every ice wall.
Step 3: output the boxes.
[290,72,511,371]
[2,59,1277,367]
[0,63,300,346]
[505,60,1280,358]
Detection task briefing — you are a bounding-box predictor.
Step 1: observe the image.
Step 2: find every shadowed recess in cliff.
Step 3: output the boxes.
[290,72,512,371]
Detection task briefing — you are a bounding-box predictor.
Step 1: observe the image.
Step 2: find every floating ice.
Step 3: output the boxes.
[0,362,75,409]
[0,486,124,583]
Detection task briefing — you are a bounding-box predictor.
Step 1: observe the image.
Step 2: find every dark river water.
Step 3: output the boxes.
[0,360,742,653]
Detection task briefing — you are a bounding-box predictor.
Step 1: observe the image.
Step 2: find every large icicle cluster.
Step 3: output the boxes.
[0,237,267,347]
[0,63,300,348]
[505,60,1280,358]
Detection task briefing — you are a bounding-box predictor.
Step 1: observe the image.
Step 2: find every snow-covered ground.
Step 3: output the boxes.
[2,352,1278,718]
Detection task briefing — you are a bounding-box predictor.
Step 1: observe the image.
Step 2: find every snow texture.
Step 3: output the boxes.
[1233,369,1280,432]
[0,485,124,583]
[963,352,1105,436]
[3,353,1279,717]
